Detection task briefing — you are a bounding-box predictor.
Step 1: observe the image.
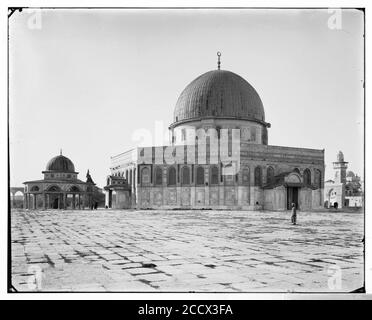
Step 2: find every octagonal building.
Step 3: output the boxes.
[105,57,324,211]
[23,152,96,209]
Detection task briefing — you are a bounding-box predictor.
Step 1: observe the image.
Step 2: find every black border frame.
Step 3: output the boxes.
[7,6,366,295]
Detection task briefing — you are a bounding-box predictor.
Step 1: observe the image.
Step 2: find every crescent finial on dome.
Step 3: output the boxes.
[217,51,221,70]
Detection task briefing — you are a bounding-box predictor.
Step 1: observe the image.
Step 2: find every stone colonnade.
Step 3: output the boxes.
[24,192,93,210]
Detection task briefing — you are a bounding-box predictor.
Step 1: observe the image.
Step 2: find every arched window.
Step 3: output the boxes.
[216,126,221,139]
[254,166,262,187]
[168,167,176,186]
[293,168,300,174]
[155,167,163,185]
[251,127,256,142]
[242,168,250,185]
[267,166,275,184]
[182,166,190,185]
[47,185,61,192]
[210,166,219,185]
[314,169,321,188]
[262,127,268,145]
[69,186,80,192]
[196,166,204,185]
[303,168,311,186]
[141,167,150,184]
[30,186,39,192]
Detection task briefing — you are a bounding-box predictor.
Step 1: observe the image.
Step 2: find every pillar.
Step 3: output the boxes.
[24,194,28,209]
[82,193,85,210]
[105,190,110,208]
[108,190,112,208]
[250,165,255,206]
[43,193,46,210]
[72,194,76,209]
[134,168,137,205]
[33,194,37,210]
[78,194,81,209]
[63,193,67,209]
[131,168,135,206]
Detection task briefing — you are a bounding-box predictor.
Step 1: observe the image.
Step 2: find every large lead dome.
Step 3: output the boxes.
[172,70,265,127]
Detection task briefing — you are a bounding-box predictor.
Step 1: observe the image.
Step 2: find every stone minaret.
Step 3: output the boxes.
[333,151,348,184]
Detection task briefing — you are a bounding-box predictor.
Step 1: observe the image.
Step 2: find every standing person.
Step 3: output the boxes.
[291,202,297,225]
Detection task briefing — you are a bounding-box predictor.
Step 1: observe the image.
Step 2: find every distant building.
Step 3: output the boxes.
[324,151,363,208]
[104,174,131,209]
[23,152,97,210]
[105,55,325,211]
[10,187,25,208]
[345,170,364,207]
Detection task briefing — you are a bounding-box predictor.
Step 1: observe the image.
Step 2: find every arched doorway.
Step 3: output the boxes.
[285,172,302,209]
[327,188,334,208]
[52,197,59,209]
[45,185,62,209]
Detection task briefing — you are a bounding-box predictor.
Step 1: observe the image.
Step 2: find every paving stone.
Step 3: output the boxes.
[10,209,364,292]
[126,268,159,275]
[135,273,171,282]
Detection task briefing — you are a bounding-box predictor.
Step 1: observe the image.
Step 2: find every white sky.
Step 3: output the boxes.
[9,8,364,188]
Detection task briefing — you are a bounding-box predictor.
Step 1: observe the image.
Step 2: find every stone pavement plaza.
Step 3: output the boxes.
[11,209,364,292]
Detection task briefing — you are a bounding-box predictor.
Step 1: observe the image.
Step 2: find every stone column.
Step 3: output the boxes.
[108,190,112,208]
[105,190,110,208]
[72,194,76,209]
[250,165,256,206]
[63,193,67,209]
[43,193,47,210]
[33,194,37,210]
[24,193,28,209]
[135,168,137,202]
[131,168,136,206]
[204,167,209,206]
[78,194,81,209]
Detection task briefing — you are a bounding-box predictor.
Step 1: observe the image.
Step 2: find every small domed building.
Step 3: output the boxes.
[23,152,96,209]
[106,54,325,211]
